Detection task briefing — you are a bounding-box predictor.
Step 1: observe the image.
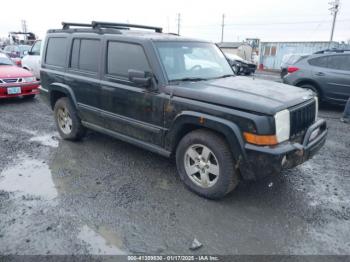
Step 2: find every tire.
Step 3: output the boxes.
[23,94,36,100]
[54,97,86,140]
[300,83,320,99]
[176,129,239,199]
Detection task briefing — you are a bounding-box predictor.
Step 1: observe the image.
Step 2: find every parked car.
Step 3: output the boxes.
[224,53,256,75]
[3,45,31,67]
[3,44,31,58]
[283,50,350,105]
[22,40,42,79]
[40,21,327,199]
[0,52,39,99]
[280,54,309,78]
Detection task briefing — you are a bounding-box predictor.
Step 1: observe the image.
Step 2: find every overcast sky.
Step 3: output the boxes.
[1,0,349,43]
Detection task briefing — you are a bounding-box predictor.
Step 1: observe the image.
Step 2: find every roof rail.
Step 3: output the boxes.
[314,48,350,54]
[91,21,163,33]
[62,22,92,30]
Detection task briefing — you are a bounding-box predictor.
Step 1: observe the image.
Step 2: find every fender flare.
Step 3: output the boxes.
[49,83,77,108]
[166,111,247,161]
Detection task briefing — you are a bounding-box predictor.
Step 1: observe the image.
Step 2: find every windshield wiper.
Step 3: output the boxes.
[170,77,207,82]
[0,63,12,66]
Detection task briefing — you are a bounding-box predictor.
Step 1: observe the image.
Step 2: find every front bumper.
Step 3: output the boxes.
[0,82,40,99]
[242,119,327,180]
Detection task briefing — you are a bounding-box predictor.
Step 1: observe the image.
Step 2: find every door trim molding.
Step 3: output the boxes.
[82,121,171,157]
[77,102,166,134]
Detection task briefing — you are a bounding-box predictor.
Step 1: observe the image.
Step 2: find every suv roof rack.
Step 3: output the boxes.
[62,22,92,30]
[91,21,163,33]
[314,48,350,54]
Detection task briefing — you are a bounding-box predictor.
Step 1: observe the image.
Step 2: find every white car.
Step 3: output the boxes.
[22,40,42,80]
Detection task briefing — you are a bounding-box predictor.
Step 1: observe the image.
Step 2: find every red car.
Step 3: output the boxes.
[0,52,39,99]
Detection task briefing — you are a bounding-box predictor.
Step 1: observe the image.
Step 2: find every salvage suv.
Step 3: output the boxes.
[40,22,327,199]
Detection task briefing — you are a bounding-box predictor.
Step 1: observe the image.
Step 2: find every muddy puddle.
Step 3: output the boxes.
[78,225,126,255]
[29,133,59,148]
[0,156,57,201]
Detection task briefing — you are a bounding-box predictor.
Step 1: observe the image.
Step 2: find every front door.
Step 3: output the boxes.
[100,40,164,146]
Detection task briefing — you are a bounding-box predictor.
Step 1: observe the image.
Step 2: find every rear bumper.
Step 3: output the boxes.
[0,83,40,98]
[241,119,327,180]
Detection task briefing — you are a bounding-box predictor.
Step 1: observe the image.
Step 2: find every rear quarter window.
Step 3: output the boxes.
[45,37,68,67]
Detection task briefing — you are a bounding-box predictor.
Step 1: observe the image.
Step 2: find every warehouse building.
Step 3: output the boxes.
[258,41,350,70]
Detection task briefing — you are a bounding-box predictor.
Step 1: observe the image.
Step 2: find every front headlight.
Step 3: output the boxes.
[274,109,290,143]
[22,77,36,83]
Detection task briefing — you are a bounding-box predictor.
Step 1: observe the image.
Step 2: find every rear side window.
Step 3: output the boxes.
[70,39,100,72]
[308,56,328,68]
[45,37,67,67]
[328,55,350,71]
[107,42,151,78]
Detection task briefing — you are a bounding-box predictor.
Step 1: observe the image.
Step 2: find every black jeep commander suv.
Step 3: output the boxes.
[40,21,327,199]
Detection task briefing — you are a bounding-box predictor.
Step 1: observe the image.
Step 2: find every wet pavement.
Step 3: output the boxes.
[0,72,350,255]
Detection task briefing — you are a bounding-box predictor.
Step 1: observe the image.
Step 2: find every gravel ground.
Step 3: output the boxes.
[0,72,349,255]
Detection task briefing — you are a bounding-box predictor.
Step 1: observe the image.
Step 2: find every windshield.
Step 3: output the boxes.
[155,42,233,81]
[0,53,13,65]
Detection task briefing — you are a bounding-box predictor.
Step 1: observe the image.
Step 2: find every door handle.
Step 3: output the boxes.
[315,72,325,76]
[101,86,114,92]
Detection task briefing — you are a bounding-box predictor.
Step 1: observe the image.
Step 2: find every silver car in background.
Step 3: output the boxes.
[283,50,350,105]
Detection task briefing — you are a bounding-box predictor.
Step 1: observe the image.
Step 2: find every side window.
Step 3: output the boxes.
[328,55,350,71]
[107,41,151,78]
[70,39,100,72]
[45,37,67,67]
[31,41,42,55]
[308,56,328,68]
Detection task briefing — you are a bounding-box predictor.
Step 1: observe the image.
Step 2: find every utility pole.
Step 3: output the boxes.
[21,20,28,41]
[329,0,340,44]
[221,14,225,43]
[177,13,181,35]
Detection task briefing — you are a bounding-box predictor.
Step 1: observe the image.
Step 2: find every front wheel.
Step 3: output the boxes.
[176,129,239,199]
[54,97,86,140]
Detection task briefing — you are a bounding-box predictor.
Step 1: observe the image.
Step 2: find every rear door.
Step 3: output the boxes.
[324,54,350,102]
[65,37,103,125]
[308,55,330,95]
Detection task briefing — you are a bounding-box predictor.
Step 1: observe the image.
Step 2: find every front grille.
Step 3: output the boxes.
[1,78,21,83]
[290,100,316,138]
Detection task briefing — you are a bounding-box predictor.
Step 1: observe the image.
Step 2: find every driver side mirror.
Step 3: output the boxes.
[128,69,152,88]
[23,51,29,56]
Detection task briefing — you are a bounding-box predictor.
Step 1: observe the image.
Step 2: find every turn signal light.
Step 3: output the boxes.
[243,132,278,146]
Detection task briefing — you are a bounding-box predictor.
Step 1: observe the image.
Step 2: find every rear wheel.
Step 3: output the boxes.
[176,129,239,199]
[54,97,86,140]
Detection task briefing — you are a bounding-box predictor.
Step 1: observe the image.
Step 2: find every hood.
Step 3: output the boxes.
[165,76,314,115]
[0,65,33,78]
